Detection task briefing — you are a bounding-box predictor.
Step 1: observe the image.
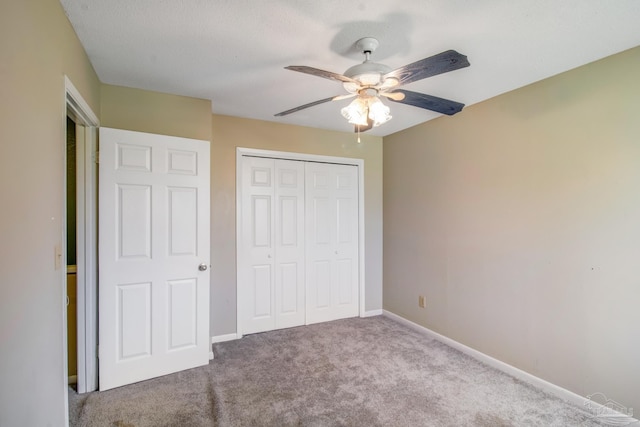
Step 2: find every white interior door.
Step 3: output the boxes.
[98,127,210,391]
[305,162,359,324]
[239,157,305,335]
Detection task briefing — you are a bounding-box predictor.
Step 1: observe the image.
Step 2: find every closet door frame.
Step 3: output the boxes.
[236,147,365,338]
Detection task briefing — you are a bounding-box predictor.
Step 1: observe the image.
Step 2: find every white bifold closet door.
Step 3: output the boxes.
[240,157,305,334]
[239,156,359,335]
[305,162,359,324]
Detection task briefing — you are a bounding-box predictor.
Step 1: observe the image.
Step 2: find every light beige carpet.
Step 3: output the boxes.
[71,316,607,426]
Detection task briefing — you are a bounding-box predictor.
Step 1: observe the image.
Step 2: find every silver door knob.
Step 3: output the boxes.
[198,263,208,271]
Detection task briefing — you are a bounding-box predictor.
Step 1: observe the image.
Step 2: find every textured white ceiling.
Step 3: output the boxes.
[60,0,640,136]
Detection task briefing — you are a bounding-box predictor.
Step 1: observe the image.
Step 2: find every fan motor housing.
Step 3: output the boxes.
[343,61,391,90]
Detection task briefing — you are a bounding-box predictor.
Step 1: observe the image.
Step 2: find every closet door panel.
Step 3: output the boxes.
[274,159,305,329]
[305,163,359,324]
[334,167,359,313]
[241,157,276,334]
[279,263,299,314]
[337,259,354,305]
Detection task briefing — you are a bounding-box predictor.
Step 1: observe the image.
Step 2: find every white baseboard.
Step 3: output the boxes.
[212,333,240,344]
[382,310,639,425]
[362,309,383,318]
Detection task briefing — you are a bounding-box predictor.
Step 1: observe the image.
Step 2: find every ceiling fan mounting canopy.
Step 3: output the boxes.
[275,36,470,132]
[355,37,379,54]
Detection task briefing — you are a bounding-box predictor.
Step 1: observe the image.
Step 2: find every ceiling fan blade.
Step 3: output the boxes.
[379,91,405,101]
[275,94,352,117]
[333,93,357,101]
[354,117,374,133]
[388,89,465,116]
[285,66,358,84]
[384,50,470,86]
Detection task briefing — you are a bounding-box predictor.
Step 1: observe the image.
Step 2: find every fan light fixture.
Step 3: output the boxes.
[340,95,391,127]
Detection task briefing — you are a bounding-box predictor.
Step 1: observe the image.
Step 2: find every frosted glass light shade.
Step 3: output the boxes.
[341,98,369,126]
[368,97,391,127]
[341,96,392,128]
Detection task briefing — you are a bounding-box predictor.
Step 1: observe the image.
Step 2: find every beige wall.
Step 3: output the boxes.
[211,115,383,335]
[0,0,101,425]
[101,84,212,141]
[383,46,640,412]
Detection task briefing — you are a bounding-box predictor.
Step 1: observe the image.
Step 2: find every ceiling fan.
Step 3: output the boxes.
[275,37,470,133]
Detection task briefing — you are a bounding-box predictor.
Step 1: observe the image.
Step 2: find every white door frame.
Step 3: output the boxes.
[64,76,99,400]
[235,147,366,337]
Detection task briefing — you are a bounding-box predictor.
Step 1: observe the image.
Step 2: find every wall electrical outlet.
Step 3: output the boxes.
[418,295,425,308]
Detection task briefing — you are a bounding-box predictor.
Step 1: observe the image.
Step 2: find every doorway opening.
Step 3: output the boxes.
[64,76,99,415]
[66,116,78,388]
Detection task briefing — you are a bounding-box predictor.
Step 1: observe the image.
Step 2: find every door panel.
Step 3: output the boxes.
[279,263,298,313]
[337,259,353,305]
[167,149,198,175]
[167,187,197,256]
[253,264,272,318]
[337,198,354,243]
[117,143,151,172]
[167,278,197,350]
[117,184,151,258]
[241,158,276,333]
[313,198,331,243]
[117,282,151,359]
[305,163,359,324]
[99,127,210,391]
[280,197,297,245]
[273,159,305,329]
[314,260,331,308]
[252,196,272,247]
[240,157,305,334]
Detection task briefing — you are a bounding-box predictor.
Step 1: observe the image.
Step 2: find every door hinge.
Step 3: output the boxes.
[94,151,100,164]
